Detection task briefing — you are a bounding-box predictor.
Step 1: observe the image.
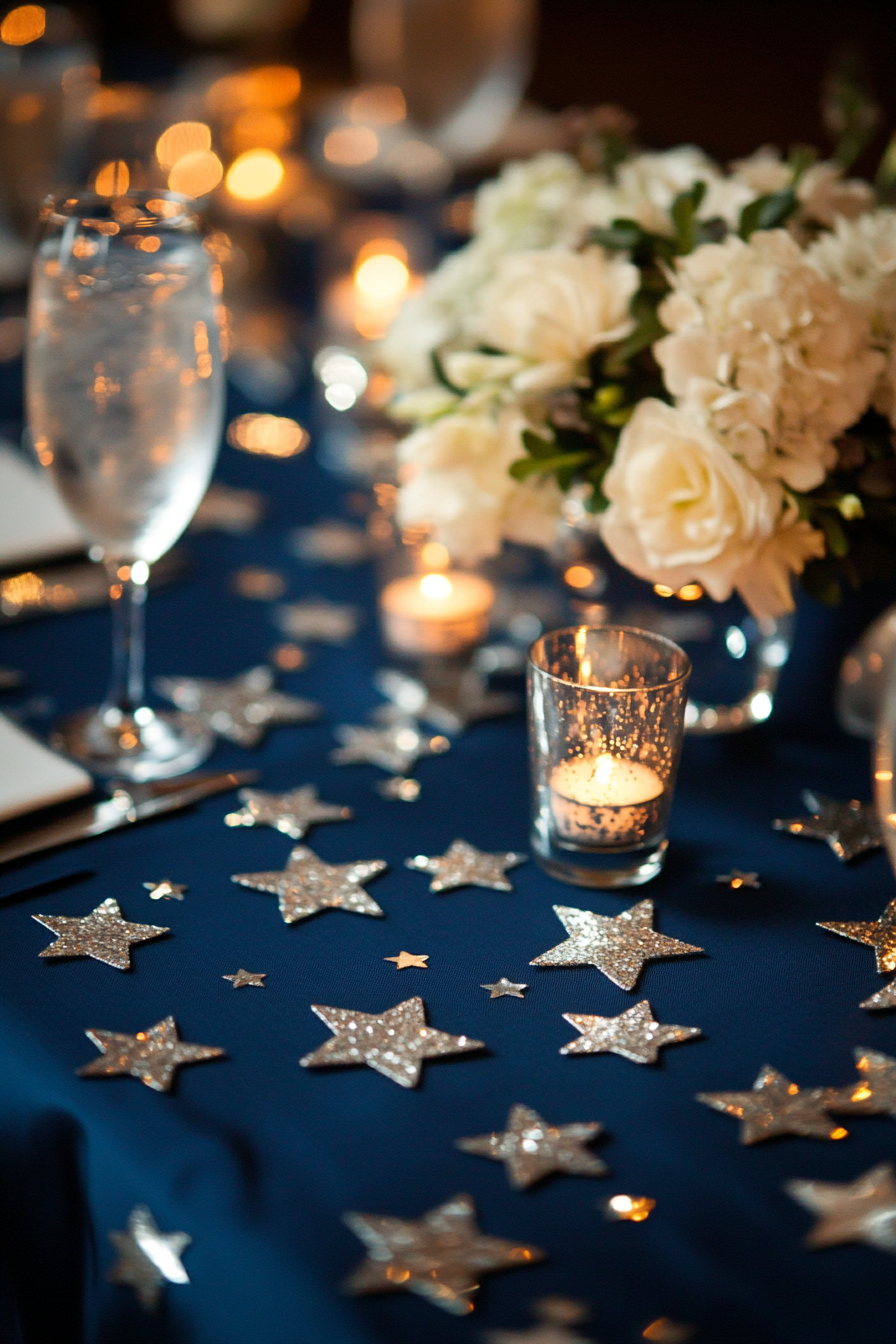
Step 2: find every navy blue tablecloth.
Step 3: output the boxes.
[2,407,896,1344]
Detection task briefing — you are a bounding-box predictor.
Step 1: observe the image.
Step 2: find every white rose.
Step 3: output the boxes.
[600,399,775,599]
[580,146,753,236]
[729,148,793,195]
[734,514,825,619]
[798,162,876,228]
[475,247,638,369]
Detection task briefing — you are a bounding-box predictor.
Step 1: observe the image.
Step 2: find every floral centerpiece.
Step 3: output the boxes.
[380,109,896,624]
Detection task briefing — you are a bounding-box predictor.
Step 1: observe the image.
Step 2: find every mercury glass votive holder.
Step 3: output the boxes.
[528,626,691,888]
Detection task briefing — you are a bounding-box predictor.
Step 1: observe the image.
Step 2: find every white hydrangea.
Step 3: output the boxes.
[654,229,884,490]
[472,151,589,251]
[580,146,755,236]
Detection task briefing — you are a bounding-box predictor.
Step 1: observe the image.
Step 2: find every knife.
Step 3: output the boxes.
[0,769,258,868]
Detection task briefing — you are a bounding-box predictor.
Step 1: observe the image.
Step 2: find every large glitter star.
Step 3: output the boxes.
[108,1204,190,1311]
[154,665,320,747]
[696,1065,848,1143]
[77,1015,225,1091]
[785,1163,896,1253]
[455,1103,606,1188]
[559,1000,702,1064]
[224,785,352,839]
[773,790,881,861]
[529,900,704,991]
[342,1191,544,1314]
[330,719,449,774]
[482,977,528,999]
[299,996,483,1087]
[231,844,387,923]
[825,1046,896,1119]
[376,666,521,735]
[405,838,527,893]
[32,897,168,970]
[861,976,896,1010]
[818,898,896,972]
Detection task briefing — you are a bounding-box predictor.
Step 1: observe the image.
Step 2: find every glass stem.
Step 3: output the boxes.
[104,563,148,715]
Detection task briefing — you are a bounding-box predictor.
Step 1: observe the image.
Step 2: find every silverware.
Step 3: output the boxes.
[0,769,258,869]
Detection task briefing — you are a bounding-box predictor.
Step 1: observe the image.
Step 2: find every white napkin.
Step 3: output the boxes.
[0,713,92,823]
[0,442,86,568]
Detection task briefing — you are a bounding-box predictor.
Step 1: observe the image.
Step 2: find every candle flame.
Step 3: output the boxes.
[592,753,616,787]
[419,573,453,601]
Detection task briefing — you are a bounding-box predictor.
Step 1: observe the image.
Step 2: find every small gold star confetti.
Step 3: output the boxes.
[232,844,387,923]
[641,1320,694,1343]
[785,1162,896,1253]
[530,900,704,991]
[384,951,429,969]
[223,969,266,988]
[861,976,896,1010]
[155,665,320,747]
[330,720,449,774]
[405,838,527,892]
[485,1296,595,1343]
[143,880,187,901]
[559,1000,702,1064]
[696,1065,849,1143]
[818,897,896,972]
[299,996,483,1088]
[77,1015,225,1092]
[716,870,760,889]
[342,1191,544,1314]
[275,598,359,643]
[482,977,528,999]
[455,1103,606,1189]
[108,1204,191,1312]
[825,1046,896,1119]
[773,790,881,861]
[224,785,352,839]
[33,898,169,970]
[602,1194,656,1222]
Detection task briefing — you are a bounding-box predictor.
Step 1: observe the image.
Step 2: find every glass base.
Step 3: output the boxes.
[532,834,669,889]
[51,705,214,781]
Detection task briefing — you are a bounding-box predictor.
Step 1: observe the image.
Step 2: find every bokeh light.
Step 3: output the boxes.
[207,66,301,115]
[168,150,224,197]
[323,126,378,167]
[227,413,309,458]
[347,85,406,126]
[1,5,45,45]
[94,160,130,196]
[225,149,285,201]
[354,253,409,303]
[156,121,211,170]
[229,108,291,154]
[314,346,368,411]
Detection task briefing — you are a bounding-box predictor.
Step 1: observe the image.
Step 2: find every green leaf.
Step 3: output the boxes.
[876,132,896,201]
[818,509,850,559]
[737,189,796,240]
[670,180,707,254]
[508,450,594,482]
[591,224,642,250]
[430,348,464,394]
[521,429,558,460]
[787,143,818,185]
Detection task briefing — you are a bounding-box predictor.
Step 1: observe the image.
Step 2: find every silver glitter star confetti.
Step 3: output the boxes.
[376,775,422,801]
[818,897,896,973]
[485,1296,596,1343]
[785,1162,896,1253]
[696,1065,849,1143]
[155,665,320,747]
[375,666,520,735]
[143,880,187,901]
[33,897,168,970]
[274,599,359,643]
[289,520,370,566]
[232,844,387,923]
[482,977,528,999]
[455,1103,606,1189]
[342,1191,544,1314]
[223,968,266,988]
[224,785,352,839]
[861,976,896,1010]
[77,1015,225,1092]
[108,1204,191,1312]
[299,996,483,1087]
[560,1000,702,1064]
[405,839,527,893]
[773,790,881,861]
[825,1047,896,1119]
[530,900,704,991]
[330,719,449,774]
[231,566,286,600]
[384,951,429,969]
[715,870,761,889]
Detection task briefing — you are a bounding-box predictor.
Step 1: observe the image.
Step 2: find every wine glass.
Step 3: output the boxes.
[26,190,225,780]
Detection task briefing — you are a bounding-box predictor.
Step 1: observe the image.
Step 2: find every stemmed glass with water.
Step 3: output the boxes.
[26,190,225,779]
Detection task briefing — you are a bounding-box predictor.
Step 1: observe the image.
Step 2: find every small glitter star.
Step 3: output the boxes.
[376,775,422,801]
[485,1296,596,1343]
[818,897,896,972]
[696,1065,849,1143]
[330,719,449,774]
[716,870,761,889]
[530,900,704,991]
[455,1103,606,1189]
[232,845,387,923]
[773,790,881,861]
[143,880,187,901]
[785,1162,896,1253]
[33,898,168,970]
[482,977,528,999]
[274,598,359,643]
[560,1000,702,1064]
[77,1015,225,1092]
[223,968,266,988]
[342,1191,544,1314]
[107,1204,190,1312]
[405,838,527,893]
[825,1046,896,1119]
[299,996,483,1088]
[385,951,429,969]
[640,1320,694,1343]
[376,666,521,734]
[290,521,370,566]
[154,665,320,747]
[861,976,896,1010]
[224,785,352,839]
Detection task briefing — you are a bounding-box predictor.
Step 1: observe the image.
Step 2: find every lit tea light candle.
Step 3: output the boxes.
[550,751,664,846]
[380,570,495,656]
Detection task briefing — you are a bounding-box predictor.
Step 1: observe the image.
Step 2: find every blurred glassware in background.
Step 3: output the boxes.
[873,642,896,879]
[838,605,896,738]
[26,190,225,779]
[173,0,309,44]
